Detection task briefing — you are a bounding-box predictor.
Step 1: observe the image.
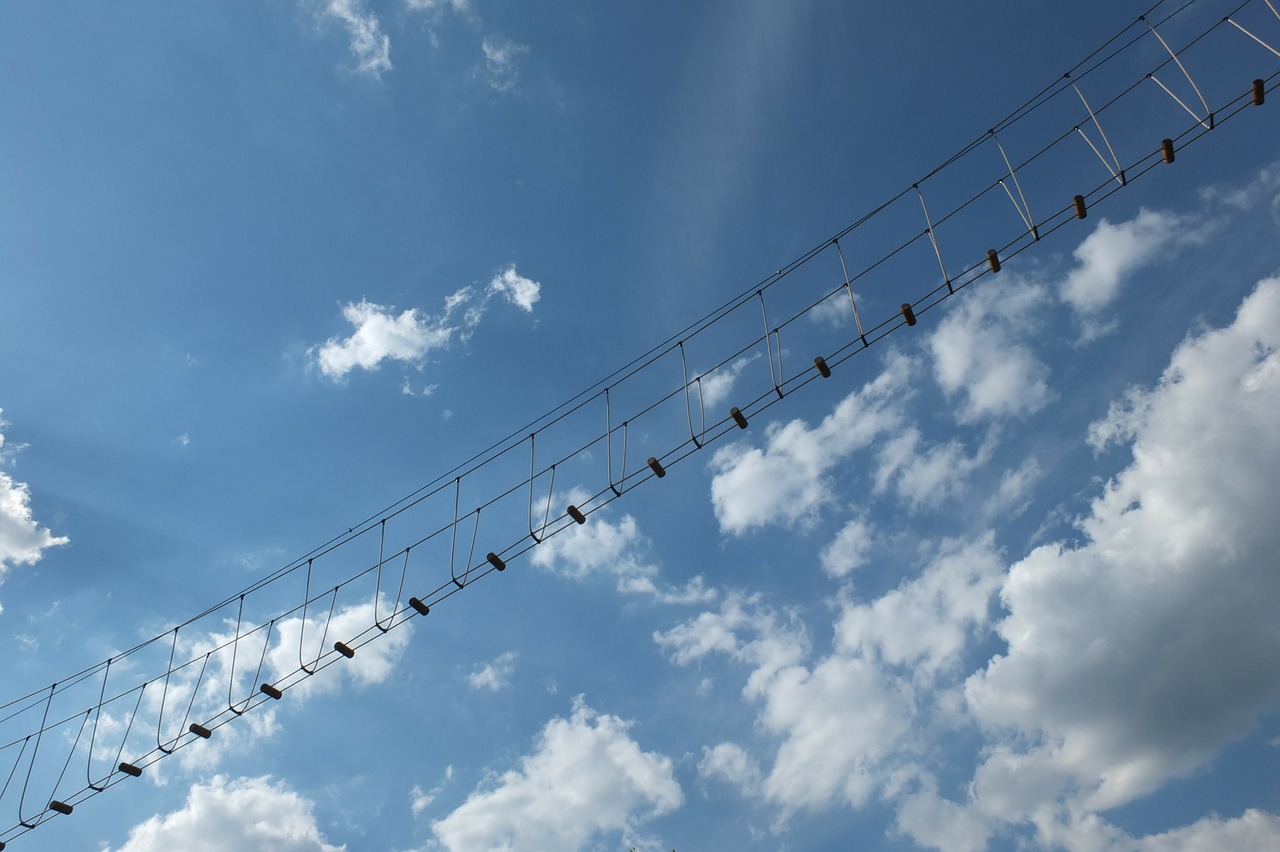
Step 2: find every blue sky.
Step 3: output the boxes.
[2,1,1280,850]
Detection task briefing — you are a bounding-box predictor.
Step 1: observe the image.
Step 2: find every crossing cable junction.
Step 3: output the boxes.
[1,0,1278,845]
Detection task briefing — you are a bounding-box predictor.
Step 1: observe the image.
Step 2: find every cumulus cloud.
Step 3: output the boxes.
[317,0,391,77]
[311,267,541,381]
[467,651,516,691]
[928,279,1054,423]
[0,412,68,606]
[836,533,1003,680]
[708,351,914,534]
[480,36,529,92]
[967,277,1280,814]
[1059,208,1204,316]
[107,775,343,852]
[658,534,1005,816]
[430,697,682,851]
[530,491,715,605]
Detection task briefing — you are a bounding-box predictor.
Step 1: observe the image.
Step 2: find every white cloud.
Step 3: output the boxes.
[698,354,760,412]
[487,265,541,312]
[107,775,343,852]
[530,492,716,605]
[928,279,1054,423]
[1135,809,1280,851]
[966,277,1280,814]
[835,533,1003,680]
[698,742,762,797]
[312,268,540,381]
[982,456,1042,518]
[708,351,914,534]
[480,36,529,92]
[659,534,1004,817]
[411,765,454,817]
[895,786,991,852]
[312,299,457,379]
[405,0,469,13]
[873,428,991,511]
[1059,208,1203,316]
[819,516,874,578]
[317,0,391,77]
[0,412,68,606]
[467,651,516,691]
[430,697,682,851]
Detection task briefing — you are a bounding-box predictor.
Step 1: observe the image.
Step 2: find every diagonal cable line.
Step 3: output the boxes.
[1,0,1277,845]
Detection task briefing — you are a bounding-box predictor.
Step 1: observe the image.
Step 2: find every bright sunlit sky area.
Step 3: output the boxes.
[3,1,1280,850]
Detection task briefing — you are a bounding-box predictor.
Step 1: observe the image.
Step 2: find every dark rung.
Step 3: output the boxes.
[567,505,587,524]
[1073,194,1088,219]
[1254,79,1266,106]
[987,249,1001,273]
[900,304,917,327]
[487,552,507,571]
[409,597,430,616]
[260,683,283,700]
[647,456,666,478]
[1161,138,1175,163]
[119,762,143,778]
[334,641,356,658]
[189,723,212,739]
[814,356,832,378]
[730,407,748,429]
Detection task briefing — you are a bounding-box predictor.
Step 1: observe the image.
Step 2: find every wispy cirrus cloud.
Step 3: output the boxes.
[314,0,392,77]
[480,36,529,92]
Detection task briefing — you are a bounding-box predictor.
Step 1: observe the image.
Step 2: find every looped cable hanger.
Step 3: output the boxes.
[373,521,411,629]
[914,184,952,294]
[757,293,785,399]
[527,437,557,544]
[1,739,30,813]
[85,660,112,791]
[298,561,340,675]
[225,602,250,717]
[678,343,707,448]
[449,498,482,589]
[604,388,630,497]
[156,630,182,751]
[1068,73,1128,186]
[991,129,1040,240]
[14,686,53,828]
[1143,15,1215,128]
[833,238,868,346]
[45,710,92,814]
[103,687,145,785]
